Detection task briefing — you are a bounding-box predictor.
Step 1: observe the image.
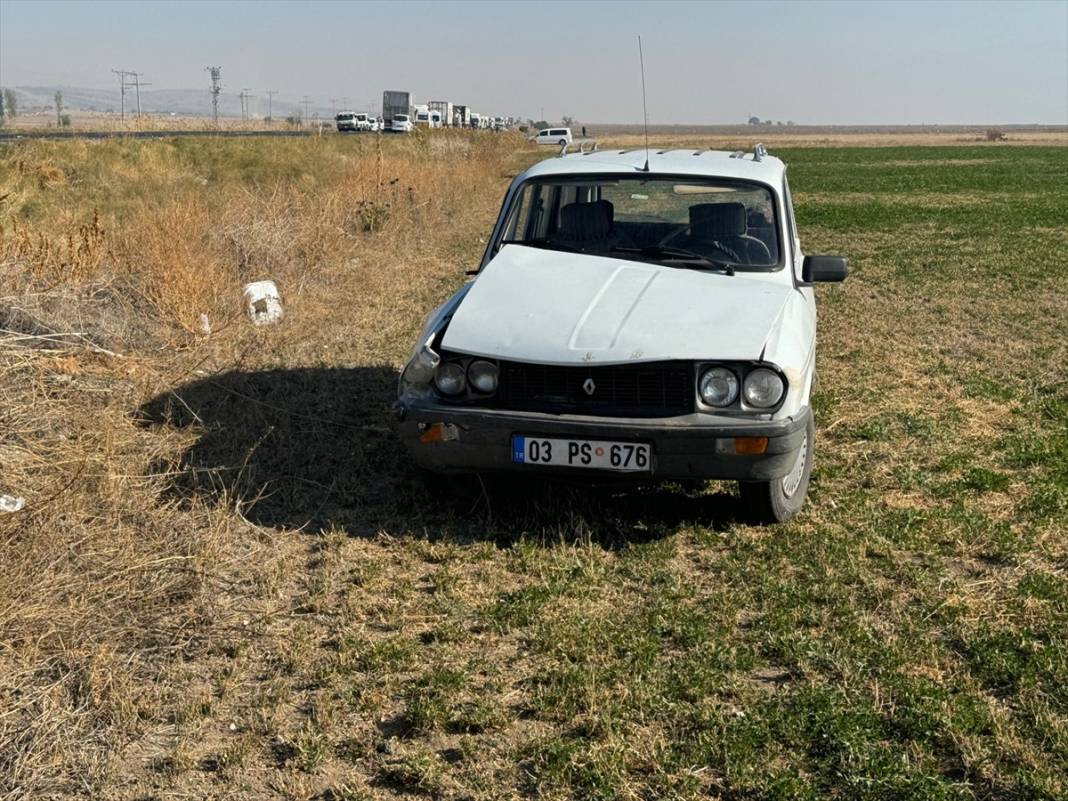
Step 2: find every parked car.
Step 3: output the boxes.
[395,144,847,522]
[336,111,373,132]
[390,114,413,133]
[335,112,361,132]
[532,127,573,146]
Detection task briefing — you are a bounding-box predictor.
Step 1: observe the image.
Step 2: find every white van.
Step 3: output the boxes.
[532,127,573,146]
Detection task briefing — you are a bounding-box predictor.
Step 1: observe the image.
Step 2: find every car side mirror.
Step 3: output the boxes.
[801,255,848,283]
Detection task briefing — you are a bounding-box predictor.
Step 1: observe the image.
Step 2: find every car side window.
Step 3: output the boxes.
[500,184,550,246]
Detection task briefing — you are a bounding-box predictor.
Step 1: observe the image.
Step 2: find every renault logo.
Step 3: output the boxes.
[582,378,596,396]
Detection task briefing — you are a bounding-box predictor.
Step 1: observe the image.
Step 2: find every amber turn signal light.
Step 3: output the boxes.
[734,436,769,455]
[419,423,445,444]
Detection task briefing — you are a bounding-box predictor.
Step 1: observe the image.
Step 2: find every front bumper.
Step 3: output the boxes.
[394,400,810,482]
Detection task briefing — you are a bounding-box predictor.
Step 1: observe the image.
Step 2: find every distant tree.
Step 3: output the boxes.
[786,120,795,126]
[748,115,761,126]
[60,114,71,128]
[3,89,16,120]
[0,90,5,125]
[54,90,63,127]
[562,115,575,127]
[533,120,549,130]
[775,120,783,126]
[286,109,302,127]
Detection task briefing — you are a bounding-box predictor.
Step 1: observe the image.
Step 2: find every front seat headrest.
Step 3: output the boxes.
[690,202,747,238]
[558,200,614,242]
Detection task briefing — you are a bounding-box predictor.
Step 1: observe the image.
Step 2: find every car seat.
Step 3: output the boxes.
[552,200,617,252]
[685,202,772,265]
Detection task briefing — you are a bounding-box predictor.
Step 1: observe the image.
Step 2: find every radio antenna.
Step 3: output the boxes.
[638,35,650,172]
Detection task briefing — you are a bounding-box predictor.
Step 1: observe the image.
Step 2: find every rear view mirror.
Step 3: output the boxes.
[802,255,848,283]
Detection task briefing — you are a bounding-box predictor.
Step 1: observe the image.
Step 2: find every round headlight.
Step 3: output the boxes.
[467,360,498,393]
[433,362,466,395]
[743,368,785,408]
[699,367,739,407]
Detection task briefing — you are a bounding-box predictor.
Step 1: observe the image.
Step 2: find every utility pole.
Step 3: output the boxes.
[301,95,311,122]
[206,66,222,126]
[264,89,277,124]
[240,88,254,121]
[330,97,340,117]
[127,72,149,119]
[112,69,128,122]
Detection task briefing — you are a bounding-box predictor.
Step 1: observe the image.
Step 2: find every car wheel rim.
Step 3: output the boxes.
[781,433,808,499]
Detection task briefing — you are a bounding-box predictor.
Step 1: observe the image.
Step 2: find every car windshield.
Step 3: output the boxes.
[495,176,780,269]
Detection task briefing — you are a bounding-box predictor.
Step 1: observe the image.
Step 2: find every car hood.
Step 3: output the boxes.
[441,244,796,365]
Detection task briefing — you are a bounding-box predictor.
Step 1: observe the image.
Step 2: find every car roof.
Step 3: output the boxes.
[520,147,786,185]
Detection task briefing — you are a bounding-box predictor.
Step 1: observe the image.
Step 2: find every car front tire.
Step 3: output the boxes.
[738,414,814,524]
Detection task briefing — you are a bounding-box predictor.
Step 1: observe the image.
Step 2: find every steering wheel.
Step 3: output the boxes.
[658,225,743,263]
[660,226,773,265]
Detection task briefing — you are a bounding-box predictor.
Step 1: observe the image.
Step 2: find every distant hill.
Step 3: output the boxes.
[7,85,334,119]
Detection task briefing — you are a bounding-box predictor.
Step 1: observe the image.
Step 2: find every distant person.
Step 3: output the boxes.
[582,125,587,138]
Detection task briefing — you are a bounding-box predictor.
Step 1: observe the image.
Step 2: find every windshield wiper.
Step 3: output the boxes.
[611,245,735,275]
[500,238,580,253]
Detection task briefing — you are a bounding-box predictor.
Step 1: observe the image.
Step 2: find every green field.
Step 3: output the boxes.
[1,137,1065,799]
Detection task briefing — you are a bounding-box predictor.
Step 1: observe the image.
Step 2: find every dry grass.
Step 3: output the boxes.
[0,130,522,799]
[0,134,1064,799]
[4,111,327,133]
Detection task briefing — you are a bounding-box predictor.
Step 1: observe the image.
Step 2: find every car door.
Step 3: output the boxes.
[782,174,818,400]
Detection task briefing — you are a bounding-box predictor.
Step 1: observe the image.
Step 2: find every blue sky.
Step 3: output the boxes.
[1,0,1065,124]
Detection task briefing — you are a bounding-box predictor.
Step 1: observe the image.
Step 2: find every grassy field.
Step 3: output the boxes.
[0,131,1065,800]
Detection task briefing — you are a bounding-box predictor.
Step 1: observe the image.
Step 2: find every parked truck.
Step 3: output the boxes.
[428,101,454,128]
[382,90,413,131]
[414,108,442,128]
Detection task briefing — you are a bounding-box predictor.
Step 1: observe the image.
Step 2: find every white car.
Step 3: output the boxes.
[390,114,413,133]
[336,112,373,132]
[532,127,573,146]
[396,144,847,522]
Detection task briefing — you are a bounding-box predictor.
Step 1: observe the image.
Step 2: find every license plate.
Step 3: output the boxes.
[511,435,651,472]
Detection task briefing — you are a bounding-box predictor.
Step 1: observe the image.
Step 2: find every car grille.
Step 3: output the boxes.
[496,360,695,418]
